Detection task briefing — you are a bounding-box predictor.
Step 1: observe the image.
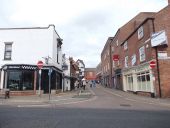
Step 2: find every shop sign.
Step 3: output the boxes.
[151,30,168,47]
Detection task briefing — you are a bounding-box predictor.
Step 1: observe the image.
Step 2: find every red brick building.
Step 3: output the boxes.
[84,68,96,81]
[101,37,114,87]
[101,1,170,98]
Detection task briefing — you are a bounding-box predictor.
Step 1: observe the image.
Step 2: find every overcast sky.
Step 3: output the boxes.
[0,0,168,67]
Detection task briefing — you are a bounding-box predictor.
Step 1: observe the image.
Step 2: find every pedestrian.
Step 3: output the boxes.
[83,80,86,90]
[74,80,78,90]
[90,80,92,88]
[92,80,96,87]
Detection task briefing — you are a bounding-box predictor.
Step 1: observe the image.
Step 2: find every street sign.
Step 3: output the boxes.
[113,55,119,61]
[150,60,156,68]
[37,60,44,69]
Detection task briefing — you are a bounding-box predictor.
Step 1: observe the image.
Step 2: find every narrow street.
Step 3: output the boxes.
[0,85,170,128]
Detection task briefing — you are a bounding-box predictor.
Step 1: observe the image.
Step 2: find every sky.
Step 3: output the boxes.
[0,0,168,68]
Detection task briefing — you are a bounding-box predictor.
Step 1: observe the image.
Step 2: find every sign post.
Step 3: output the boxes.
[37,61,44,97]
[48,68,52,100]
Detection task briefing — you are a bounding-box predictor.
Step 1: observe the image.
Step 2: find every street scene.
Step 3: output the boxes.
[0,0,170,128]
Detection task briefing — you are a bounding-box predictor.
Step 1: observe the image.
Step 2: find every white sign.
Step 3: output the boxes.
[158,51,168,59]
[151,30,168,47]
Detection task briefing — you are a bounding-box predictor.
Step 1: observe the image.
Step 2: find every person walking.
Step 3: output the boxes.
[74,80,78,90]
[83,80,86,90]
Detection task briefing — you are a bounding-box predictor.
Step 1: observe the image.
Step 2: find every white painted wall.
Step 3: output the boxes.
[0,25,62,69]
[62,57,71,91]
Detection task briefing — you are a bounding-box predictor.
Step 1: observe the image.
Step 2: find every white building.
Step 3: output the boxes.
[0,25,63,95]
[62,54,71,91]
[76,59,85,80]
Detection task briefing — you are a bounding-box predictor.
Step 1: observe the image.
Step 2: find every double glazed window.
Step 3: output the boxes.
[4,43,12,60]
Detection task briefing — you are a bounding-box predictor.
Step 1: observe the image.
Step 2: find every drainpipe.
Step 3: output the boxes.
[152,20,162,98]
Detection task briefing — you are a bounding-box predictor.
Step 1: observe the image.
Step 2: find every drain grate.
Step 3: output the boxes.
[120,104,131,107]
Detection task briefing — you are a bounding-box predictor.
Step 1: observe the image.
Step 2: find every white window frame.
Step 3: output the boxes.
[124,41,128,50]
[138,26,144,39]
[131,54,136,66]
[125,56,128,68]
[113,60,115,68]
[116,40,119,46]
[4,42,13,60]
[112,47,114,52]
[137,71,151,92]
[139,46,145,62]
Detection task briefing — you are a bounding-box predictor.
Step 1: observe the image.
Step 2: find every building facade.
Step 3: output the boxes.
[101,1,170,98]
[84,68,96,81]
[101,37,113,87]
[0,25,63,95]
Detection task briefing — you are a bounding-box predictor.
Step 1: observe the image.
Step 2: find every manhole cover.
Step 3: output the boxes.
[120,104,131,107]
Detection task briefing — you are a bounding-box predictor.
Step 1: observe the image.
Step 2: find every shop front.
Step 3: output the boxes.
[122,62,155,97]
[0,64,63,95]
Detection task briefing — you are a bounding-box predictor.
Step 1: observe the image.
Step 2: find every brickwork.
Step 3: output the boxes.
[101,37,113,87]
[85,68,96,80]
[154,5,170,98]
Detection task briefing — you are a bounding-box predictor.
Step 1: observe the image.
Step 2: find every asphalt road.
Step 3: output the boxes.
[0,85,170,128]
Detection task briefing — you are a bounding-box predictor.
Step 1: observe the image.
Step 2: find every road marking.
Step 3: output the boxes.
[102,89,123,98]
[17,96,97,108]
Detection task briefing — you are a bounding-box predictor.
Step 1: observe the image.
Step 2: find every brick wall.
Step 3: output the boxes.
[154,5,170,98]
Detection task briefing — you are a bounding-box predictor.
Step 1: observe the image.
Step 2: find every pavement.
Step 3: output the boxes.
[100,85,170,108]
[0,87,94,106]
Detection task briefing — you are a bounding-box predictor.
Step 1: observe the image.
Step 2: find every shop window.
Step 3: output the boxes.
[137,71,151,92]
[127,75,133,91]
[7,70,34,91]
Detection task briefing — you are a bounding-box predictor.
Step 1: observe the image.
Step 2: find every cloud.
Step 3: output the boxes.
[0,0,168,68]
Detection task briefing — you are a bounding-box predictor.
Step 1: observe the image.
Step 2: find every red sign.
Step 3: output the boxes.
[113,55,119,61]
[150,61,156,68]
[37,61,44,69]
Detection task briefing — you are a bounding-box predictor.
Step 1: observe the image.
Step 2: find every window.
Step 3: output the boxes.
[124,41,128,50]
[137,71,151,92]
[127,75,133,91]
[7,70,34,91]
[4,43,12,60]
[131,54,136,66]
[125,56,128,68]
[116,40,119,46]
[139,46,145,62]
[138,26,144,39]
[57,43,61,64]
[113,60,115,68]
[112,47,114,52]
